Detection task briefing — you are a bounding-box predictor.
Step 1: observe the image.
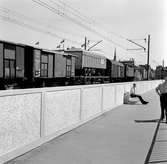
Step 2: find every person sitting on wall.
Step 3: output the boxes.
[130,83,149,104]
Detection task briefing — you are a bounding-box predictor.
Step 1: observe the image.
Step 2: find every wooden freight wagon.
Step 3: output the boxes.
[65,48,107,84]
[124,65,135,81]
[0,40,76,89]
[106,59,125,82]
[134,67,142,81]
[0,40,25,89]
[120,59,135,81]
[26,48,76,87]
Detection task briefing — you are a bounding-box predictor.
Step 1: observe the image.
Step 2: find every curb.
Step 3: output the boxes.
[144,117,161,164]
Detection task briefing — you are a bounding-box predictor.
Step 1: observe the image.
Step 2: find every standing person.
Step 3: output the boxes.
[156,76,167,123]
[130,83,149,104]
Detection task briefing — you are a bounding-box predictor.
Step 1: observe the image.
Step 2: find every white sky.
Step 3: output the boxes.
[0,0,166,68]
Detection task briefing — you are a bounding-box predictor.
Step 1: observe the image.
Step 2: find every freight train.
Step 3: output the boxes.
[0,40,76,89]
[0,40,151,89]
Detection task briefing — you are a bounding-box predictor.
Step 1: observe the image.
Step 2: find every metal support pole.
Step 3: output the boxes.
[84,37,87,50]
[147,35,150,80]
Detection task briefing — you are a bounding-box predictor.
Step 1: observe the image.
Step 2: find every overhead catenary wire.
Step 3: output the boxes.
[0,13,151,66]
[49,0,95,25]
[0,5,115,50]
[32,0,148,53]
[53,0,129,41]
[0,1,148,53]
[0,1,150,66]
[32,0,129,50]
[0,5,126,51]
[57,0,149,53]
[0,14,83,45]
[51,0,147,47]
[0,12,147,65]
[0,6,86,39]
[31,0,103,38]
[55,0,97,24]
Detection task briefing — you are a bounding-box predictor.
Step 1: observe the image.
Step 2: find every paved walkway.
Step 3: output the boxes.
[148,122,167,163]
[6,90,162,164]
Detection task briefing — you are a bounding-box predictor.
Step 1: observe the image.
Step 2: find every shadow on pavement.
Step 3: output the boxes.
[148,160,167,163]
[156,139,167,142]
[124,101,139,105]
[134,119,160,123]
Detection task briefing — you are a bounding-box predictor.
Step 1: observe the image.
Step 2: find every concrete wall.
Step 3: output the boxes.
[0,80,162,163]
[44,89,80,136]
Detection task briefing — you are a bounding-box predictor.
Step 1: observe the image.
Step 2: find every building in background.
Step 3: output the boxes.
[155,66,167,79]
[162,67,167,78]
[155,66,163,79]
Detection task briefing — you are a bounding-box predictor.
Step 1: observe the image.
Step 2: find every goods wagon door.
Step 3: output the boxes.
[54,54,66,77]
[4,44,16,79]
[16,46,24,78]
[112,64,116,78]
[0,43,3,78]
[48,54,54,78]
[66,56,72,77]
[126,66,134,77]
[24,46,33,80]
[120,66,124,78]
[117,65,120,77]
[71,56,75,77]
[40,53,48,77]
[40,52,54,78]
[33,49,41,77]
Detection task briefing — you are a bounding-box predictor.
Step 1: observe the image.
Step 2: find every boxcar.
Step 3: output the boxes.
[106,59,124,82]
[124,64,135,81]
[30,48,76,87]
[0,40,76,89]
[134,67,142,81]
[65,48,107,84]
[0,40,25,89]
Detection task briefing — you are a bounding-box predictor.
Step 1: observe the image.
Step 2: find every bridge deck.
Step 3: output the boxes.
[6,90,162,164]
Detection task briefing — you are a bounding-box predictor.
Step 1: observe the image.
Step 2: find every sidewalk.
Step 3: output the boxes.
[148,122,167,163]
[6,89,161,164]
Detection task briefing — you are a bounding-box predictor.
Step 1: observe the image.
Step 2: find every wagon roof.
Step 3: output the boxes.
[110,60,124,66]
[0,39,27,47]
[66,48,106,59]
[54,49,77,57]
[0,39,76,57]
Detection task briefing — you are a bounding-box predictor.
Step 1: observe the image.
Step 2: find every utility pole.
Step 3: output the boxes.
[147,35,150,80]
[81,36,88,50]
[113,48,116,60]
[162,60,164,68]
[126,35,150,80]
[84,36,87,50]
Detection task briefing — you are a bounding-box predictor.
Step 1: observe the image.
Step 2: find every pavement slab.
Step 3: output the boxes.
[149,123,167,164]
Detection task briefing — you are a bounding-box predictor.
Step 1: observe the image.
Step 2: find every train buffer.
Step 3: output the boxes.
[6,90,162,164]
